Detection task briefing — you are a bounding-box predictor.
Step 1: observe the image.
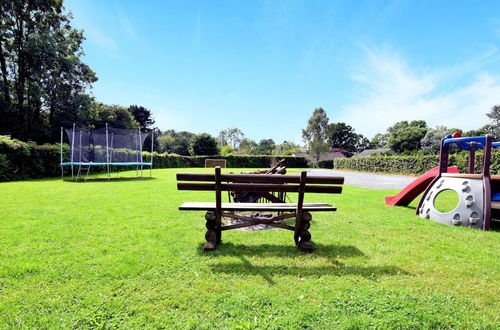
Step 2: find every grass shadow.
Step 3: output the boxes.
[64,177,156,183]
[198,242,365,260]
[197,242,409,285]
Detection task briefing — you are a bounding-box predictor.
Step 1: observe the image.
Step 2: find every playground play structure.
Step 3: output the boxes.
[60,124,154,181]
[386,133,499,230]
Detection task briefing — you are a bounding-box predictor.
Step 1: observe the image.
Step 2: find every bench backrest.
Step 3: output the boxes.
[177,167,343,229]
[177,169,344,194]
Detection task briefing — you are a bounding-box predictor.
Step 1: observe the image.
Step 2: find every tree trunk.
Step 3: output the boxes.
[0,37,10,105]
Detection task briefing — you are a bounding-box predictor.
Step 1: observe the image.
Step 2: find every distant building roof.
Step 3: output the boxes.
[318,151,348,161]
[356,148,395,157]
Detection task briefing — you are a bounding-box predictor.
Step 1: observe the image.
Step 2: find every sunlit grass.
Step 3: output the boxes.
[0,168,498,328]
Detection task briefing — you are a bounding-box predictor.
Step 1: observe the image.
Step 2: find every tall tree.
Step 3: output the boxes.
[218,127,245,149]
[420,126,453,153]
[128,105,155,130]
[302,107,329,161]
[387,120,428,153]
[485,105,500,138]
[92,103,138,129]
[236,138,257,155]
[189,133,219,156]
[486,105,500,126]
[255,139,275,155]
[275,141,303,155]
[158,130,194,155]
[369,133,389,149]
[0,0,96,142]
[328,122,368,152]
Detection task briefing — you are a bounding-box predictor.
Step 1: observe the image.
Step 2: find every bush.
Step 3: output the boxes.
[0,136,310,181]
[334,151,497,175]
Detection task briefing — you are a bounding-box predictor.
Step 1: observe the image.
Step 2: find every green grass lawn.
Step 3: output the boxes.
[0,168,498,329]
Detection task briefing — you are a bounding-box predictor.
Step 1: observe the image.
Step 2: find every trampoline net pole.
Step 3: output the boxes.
[106,123,110,180]
[71,123,75,180]
[138,128,143,178]
[78,130,82,181]
[150,130,154,178]
[60,127,63,180]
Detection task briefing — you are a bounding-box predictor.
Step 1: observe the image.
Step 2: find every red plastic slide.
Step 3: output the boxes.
[385,166,459,206]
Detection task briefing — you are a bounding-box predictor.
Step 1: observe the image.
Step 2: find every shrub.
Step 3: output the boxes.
[0,137,310,181]
[334,151,496,175]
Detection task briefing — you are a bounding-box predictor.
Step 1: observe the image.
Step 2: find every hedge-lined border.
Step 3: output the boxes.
[0,137,310,181]
[333,152,499,175]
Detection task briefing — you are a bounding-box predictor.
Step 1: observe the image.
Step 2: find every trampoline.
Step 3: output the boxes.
[60,124,154,181]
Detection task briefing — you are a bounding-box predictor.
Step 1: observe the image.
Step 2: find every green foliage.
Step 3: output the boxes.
[0,136,311,181]
[317,160,333,169]
[274,141,303,156]
[334,150,498,175]
[302,108,330,161]
[0,136,65,181]
[0,0,97,142]
[486,104,500,126]
[236,138,258,155]
[128,105,155,130]
[220,144,234,156]
[189,133,219,156]
[369,133,389,149]
[218,127,245,149]
[0,169,497,328]
[92,103,139,129]
[148,153,309,169]
[255,139,276,155]
[387,120,428,152]
[158,130,194,155]
[420,126,451,153]
[328,122,368,152]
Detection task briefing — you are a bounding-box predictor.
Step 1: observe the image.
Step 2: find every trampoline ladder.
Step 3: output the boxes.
[76,164,91,182]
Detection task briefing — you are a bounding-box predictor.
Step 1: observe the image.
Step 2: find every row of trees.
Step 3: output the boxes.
[302,105,500,158]
[301,108,370,160]
[2,1,497,158]
[0,1,162,148]
[157,127,303,156]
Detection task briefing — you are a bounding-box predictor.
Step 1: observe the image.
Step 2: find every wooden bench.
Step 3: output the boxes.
[177,167,344,252]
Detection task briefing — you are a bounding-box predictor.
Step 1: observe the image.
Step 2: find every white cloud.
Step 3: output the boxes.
[118,7,135,38]
[85,27,118,51]
[339,47,500,138]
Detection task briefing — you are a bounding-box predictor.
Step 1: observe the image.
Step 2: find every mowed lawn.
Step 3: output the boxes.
[0,168,498,329]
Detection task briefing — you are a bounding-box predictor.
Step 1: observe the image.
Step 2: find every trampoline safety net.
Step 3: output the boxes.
[65,126,149,164]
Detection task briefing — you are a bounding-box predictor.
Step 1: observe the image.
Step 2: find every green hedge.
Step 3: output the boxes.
[0,136,310,181]
[148,153,309,169]
[333,152,500,175]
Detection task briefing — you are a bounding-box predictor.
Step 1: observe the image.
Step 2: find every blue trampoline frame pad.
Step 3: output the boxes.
[60,162,152,166]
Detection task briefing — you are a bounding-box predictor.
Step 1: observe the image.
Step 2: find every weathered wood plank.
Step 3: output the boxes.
[176,173,344,185]
[177,182,342,194]
[179,202,336,212]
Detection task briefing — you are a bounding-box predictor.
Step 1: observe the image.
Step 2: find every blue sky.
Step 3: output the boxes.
[64,0,500,144]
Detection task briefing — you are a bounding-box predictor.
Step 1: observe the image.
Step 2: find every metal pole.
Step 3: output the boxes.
[150,130,154,178]
[106,123,110,180]
[71,123,75,181]
[138,128,143,178]
[60,127,64,180]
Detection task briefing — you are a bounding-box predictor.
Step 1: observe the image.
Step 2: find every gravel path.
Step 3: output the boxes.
[306,169,416,190]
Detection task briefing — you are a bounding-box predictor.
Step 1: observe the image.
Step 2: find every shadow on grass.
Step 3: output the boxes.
[198,242,410,285]
[198,242,365,259]
[64,177,156,183]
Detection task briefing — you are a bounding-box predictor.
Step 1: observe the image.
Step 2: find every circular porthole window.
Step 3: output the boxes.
[433,189,460,213]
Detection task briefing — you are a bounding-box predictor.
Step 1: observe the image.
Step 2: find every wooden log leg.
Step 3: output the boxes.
[298,212,314,253]
[204,211,217,251]
[215,215,222,245]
